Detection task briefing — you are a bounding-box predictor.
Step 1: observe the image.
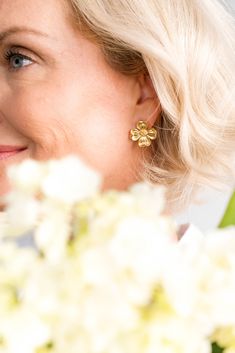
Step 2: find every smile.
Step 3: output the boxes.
[0,146,28,160]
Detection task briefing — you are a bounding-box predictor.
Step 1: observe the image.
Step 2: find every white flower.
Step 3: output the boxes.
[144,316,211,353]
[0,308,51,353]
[177,226,235,339]
[4,191,40,237]
[34,200,72,263]
[0,242,36,318]
[41,155,102,204]
[200,227,235,327]
[108,216,174,289]
[2,155,235,353]
[7,159,47,194]
[129,182,166,216]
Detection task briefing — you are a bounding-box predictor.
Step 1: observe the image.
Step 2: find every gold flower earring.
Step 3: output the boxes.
[130,120,157,147]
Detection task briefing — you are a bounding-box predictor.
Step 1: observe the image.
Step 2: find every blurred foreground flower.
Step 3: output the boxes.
[0,156,234,353]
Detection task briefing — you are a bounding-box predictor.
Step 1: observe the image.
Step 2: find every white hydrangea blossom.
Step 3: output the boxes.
[0,155,234,353]
[41,155,102,204]
[3,191,40,237]
[7,159,47,194]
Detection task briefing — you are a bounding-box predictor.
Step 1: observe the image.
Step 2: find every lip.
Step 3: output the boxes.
[0,146,27,160]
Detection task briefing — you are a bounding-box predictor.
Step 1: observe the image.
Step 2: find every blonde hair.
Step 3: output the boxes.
[68,0,235,213]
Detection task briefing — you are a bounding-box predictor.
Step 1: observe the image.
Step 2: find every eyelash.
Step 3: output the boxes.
[4,49,33,71]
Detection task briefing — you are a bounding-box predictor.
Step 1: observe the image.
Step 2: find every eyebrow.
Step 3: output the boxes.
[0,26,50,42]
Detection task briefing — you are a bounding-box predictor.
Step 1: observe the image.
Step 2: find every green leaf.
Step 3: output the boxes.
[212,342,224,353]
[218,191,235,228]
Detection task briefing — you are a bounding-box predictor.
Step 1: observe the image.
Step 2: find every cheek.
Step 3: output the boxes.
[4,89,51,137]
[66,77,135,169]
[3,84,78,155]
[3,73,139,187]
[74,102,141,188]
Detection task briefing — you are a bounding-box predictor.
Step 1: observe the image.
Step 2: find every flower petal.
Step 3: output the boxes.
[138,136,151,147]
[130,129,140,141]
[137,121,147,130]
[148,128,157,140]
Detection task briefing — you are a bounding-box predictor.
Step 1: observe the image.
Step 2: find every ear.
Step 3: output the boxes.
[134,74,161,127]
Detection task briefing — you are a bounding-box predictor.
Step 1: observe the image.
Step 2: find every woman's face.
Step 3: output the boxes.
[0,0,158,195]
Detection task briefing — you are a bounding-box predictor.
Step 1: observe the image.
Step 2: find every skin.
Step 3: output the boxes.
[0,0,160,196]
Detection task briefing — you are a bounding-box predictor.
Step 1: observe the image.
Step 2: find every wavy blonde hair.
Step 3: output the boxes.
[67,0,235,213]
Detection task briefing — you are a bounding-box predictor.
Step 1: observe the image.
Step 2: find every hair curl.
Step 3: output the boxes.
[67,0,235,213]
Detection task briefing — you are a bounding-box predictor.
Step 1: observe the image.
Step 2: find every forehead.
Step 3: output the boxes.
[0,0,71,35]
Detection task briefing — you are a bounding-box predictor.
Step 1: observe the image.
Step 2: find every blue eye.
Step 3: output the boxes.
[4,50,33,70]
[11,55,32,69]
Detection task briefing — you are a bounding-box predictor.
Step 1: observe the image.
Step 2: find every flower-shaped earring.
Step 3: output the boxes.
[130,120,157,147]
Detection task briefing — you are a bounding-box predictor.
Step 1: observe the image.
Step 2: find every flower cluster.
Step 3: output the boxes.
[0,156,234,353]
